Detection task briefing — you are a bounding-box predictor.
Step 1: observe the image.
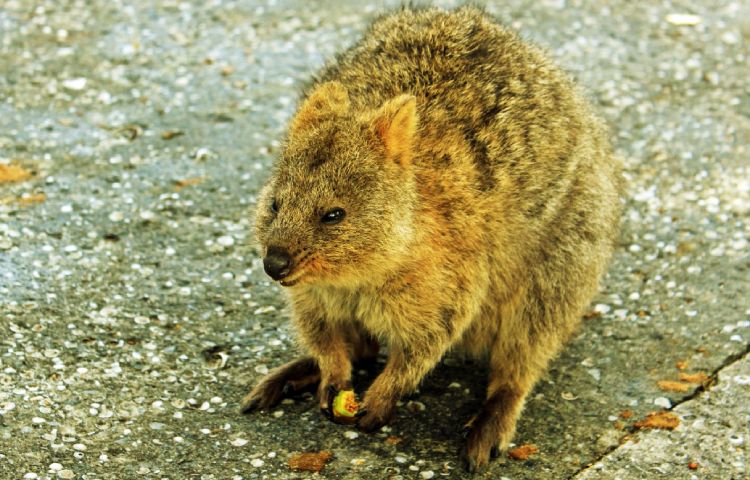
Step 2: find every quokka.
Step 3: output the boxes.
[241,5,622,472]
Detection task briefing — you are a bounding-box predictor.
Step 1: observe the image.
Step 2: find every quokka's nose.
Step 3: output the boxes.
[263,248,292,280]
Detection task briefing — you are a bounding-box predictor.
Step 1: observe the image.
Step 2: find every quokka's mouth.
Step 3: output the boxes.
[279,277,301,287]
[278,269,307,287]
[277,257,313,287]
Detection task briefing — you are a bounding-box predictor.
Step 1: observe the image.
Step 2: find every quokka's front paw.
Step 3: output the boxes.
[355,409,391,432]
[318,381,353,419]
[355,394,396,432]
[240,357,320,413]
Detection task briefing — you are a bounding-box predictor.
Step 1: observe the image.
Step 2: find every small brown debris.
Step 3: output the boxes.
[583,310,601,320]
[679,372,710,384]
[676,241,696,256]
[688,461,699,470]
[288,451,333,473]
[508,444,539,460]
[633,411,680,430]
[675,360,689,370]
[384,436,403,445]
[161,129,184,140]
[619,410,633,420]
[613,420,624,430]
[657,380,690,393]
[174,177,204,189]
[0,164,32,183]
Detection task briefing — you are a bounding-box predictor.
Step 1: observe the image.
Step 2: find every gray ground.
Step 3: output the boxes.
[0,0,748,479]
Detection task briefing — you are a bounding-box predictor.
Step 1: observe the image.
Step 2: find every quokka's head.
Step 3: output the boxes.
[255,81,419,287]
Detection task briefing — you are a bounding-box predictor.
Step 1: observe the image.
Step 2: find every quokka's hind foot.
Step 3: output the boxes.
[240,356,320,413]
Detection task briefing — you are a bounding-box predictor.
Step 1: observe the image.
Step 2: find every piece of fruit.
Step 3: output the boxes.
[332,389,359,424]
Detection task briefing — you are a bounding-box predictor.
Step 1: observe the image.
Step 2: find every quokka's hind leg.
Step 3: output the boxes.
[461,367,538,472]
[461,300,569,472]
[240,356,320,413]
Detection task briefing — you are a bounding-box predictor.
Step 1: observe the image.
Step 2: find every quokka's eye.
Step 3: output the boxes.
[321,208,346,225]
[271,198,279,213]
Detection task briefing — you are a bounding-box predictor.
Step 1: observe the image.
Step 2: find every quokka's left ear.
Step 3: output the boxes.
[370,94,418,166]
[290,81,350,134]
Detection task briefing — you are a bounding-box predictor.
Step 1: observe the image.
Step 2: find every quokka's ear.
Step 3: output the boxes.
[371,94,418,166]
[290,81,350,134]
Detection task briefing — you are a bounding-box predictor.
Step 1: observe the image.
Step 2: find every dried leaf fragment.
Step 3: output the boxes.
[679,372,710,384]
[161,129,184,140]
[18,193,45,205]
[508,444,539,460]
[0,164,32,183]
[657,380,690,393]
[675,360,689,371]
[174,177,205,189]
[288,451,333,473]
[633,411,680,430]
[619,409,633,419]
[583,310,601,320]
[385,436,403,445]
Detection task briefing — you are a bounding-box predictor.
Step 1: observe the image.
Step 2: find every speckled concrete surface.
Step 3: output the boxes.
[0,1,748,479]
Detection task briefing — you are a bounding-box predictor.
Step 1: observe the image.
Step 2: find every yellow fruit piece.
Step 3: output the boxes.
[332,390,359,423]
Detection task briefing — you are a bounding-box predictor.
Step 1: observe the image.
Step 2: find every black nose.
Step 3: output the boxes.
[263,248,292,280]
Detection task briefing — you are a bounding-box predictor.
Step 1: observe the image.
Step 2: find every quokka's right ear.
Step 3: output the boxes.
[289,81,350,134]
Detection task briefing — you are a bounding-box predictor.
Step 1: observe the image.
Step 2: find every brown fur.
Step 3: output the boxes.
[241,5,623,472]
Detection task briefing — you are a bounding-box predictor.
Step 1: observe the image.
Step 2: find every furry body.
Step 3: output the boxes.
[242,6,622,471]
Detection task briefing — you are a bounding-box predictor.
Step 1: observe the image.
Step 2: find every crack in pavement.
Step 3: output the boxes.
[570,341,750,479]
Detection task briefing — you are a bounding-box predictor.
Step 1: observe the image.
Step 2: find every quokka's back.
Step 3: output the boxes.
[315,5,621,242]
